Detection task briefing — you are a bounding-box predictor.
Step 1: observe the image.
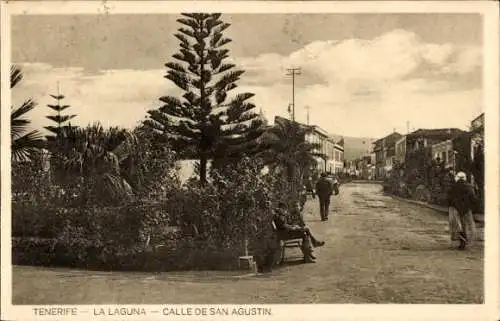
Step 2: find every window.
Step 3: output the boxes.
[335,150,341,162]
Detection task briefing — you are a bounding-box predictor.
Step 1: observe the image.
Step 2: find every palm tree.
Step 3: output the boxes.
[259,119,324,195]
[56,123,139,205]
[10,65,44,162]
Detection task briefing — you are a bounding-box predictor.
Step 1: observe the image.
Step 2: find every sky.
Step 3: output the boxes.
[11,13,483,138]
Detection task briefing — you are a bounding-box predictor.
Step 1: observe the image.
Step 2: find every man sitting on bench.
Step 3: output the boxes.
[273,202,325,263]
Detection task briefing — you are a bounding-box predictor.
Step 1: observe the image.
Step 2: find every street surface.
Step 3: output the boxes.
[13,183,483,304]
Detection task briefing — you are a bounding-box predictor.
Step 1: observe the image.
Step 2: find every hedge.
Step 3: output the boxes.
[12,235,255,271]
[11,157,288,272]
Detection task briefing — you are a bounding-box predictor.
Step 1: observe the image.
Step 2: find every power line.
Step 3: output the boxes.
[286,67,301,122]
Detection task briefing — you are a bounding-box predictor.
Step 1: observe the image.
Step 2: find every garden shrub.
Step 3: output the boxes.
[11,202,63,238]
[13,202,172,269]
[12,152,286,271]
[57,204,171,265]
[165,157,280,270]
[12,237,59,267]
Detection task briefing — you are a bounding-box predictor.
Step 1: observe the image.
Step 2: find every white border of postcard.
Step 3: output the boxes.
[1,1,499,321]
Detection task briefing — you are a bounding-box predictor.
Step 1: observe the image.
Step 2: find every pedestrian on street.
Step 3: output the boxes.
[447,171,478,250]
[305,177,315,199]
[299,185,307,212]
[331,174,340,196]
[315,172,333,221]
[329,174,340,212]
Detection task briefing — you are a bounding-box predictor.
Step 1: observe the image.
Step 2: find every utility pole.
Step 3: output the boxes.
[406,121,410,134]
[286,67,301,122]
[287,104,293,119]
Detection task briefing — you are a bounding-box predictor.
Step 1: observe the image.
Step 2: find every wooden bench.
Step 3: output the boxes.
[271,221,303,264]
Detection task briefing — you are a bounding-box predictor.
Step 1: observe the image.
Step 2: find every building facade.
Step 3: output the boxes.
[405,128,464,155]
[273,116,343,175]
[431,139,455,169]
[345,155,373,179]
[470,113,484,159]
[305,124,342,174]
[470,113,484,187]
[328,143,344,174]
[402,128,467,186]
[395,135,406,165]
[372,132,403,179]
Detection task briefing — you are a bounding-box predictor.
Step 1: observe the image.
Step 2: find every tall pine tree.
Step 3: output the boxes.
[45,90,77,144]
[145,13,265,184]
[44,89,77,184]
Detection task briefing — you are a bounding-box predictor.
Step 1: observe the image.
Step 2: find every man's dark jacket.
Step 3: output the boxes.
[315,177,333,199]
[447,180,477,214]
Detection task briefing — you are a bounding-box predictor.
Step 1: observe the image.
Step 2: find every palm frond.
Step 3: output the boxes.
[10,89,43,161]
[11,99,36,123]
[102,173,134,200]
[11,102,37,139]
[111,131,139,162]
[11,131,45,162]
[10,65,23,89]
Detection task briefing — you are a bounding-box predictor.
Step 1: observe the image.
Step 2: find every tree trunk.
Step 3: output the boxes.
[198,18,207,186]
[287,164,297,201]
[200,155,207,185]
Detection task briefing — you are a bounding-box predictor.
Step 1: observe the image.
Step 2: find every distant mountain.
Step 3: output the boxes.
[330,134,377,161]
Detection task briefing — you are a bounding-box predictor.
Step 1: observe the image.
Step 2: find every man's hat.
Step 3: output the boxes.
[455,172,467,182]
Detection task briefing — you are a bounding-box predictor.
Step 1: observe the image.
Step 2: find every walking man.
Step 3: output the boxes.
[447,171,478,250]
[315,172,333,221]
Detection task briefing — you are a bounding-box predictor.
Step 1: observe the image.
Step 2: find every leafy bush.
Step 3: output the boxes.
[163,157,280,269]
[12,161,64,238]
[12,237,59,267]
[11,202,63,238]
[13,203,172,268]
[58,204,170,262]
[12,161,52,202]
[13,154,285,271]
[125,127,181,201]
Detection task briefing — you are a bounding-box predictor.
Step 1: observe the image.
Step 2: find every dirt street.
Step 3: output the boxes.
[13,183,483,304]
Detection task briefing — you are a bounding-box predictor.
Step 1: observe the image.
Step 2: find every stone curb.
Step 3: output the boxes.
[390,195,485,222]
[390,196,448,214]
[390,195,484,241]
[348,180,384,184]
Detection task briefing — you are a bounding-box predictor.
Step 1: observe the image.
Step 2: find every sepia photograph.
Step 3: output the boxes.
[1,1,499,320]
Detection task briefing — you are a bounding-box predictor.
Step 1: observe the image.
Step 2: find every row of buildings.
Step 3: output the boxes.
[273,116,345,175]
[370,113,484,183]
